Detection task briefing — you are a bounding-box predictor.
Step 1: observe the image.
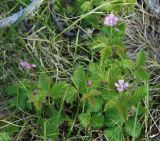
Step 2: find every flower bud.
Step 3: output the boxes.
[87,81,92,87]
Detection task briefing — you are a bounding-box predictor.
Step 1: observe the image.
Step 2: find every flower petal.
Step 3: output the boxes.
[123,82,129,88]
[117,87,124,92]
[118,80,124,85]
[115,83,119,87]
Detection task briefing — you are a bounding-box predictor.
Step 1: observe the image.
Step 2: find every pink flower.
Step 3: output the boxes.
[87,80,92,87]
[115,80,128,92]
[104,14,118,27]
[20,60,36,69]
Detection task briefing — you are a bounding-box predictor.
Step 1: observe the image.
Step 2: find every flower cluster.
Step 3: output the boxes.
[104,14,118,27]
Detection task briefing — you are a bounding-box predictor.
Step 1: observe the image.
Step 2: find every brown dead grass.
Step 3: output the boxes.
[125,4,160,141]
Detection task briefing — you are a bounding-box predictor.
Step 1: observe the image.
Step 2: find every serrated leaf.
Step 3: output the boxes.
[71,66,87,93]
[136,51,146,67]
[132,86,147,103]
[135,68,149,81]
[89,63,106,87]
[125,118,142,138]
[91,113,104,128]
[29,90,46,111]
[7,85,29,110]
[78,112,91,128]
[17,91,29,110]
[65,85,78,104]
[38,110,64,140]
[106,65,122,85]
[0,132,10,141]
[4,125,19,136]
[88,96,103,112]
[91,36,108,49]
[80,1,92,13]
[105,108,124,127]
[100,47,112,62]
[105,93,131,120]
[6,85,18,96]
[104,126,122,141]
[38,73,51,91]
[50,81,68,99]
[121,59,134,69]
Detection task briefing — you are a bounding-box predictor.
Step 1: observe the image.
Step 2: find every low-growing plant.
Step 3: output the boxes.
[6,48,149,141]
[6,49,149,140]
[3,0,150,141]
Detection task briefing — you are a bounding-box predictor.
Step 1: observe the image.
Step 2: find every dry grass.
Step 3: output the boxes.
[125,4,160,141]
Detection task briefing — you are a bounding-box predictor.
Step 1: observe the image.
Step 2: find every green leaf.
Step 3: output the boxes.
[91,113,104,128]
[17,90,29,110]
[105,93,131,120]
[105,64,122,85]
[121,59,134,69]
[123,0,136,3]
[29,91,46,111]
[50,81,68,99]
[65,85,78,104]
[105,108,124,127]
[100,47,112,63]
[3,126,19,136]
[136,51,146,67]
[7,86,29,110]
[125,118,142,138]
[80,1,92,13]
[88,96,103,112]
[6,85,18,96]
[132,86,147,103]
[91,36,108,50]
[102,26,114,37]
[135,68,149,81]
[38,73,51,91]
[104,126,122,141]
[71,66,87,93]
[78,112,91,128]
[0,132,10,141]
[89,63,106,87]
[38,110,64,140]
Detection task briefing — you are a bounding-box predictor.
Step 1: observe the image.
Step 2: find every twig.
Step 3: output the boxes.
[0,0,44,28]
[144,0,160,16]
